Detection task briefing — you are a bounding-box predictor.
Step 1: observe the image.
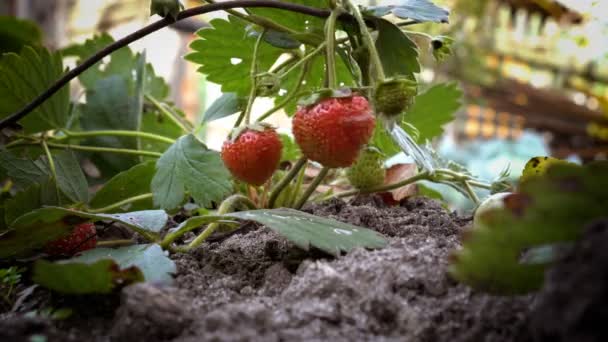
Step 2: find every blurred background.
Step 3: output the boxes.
[2,0,607,208]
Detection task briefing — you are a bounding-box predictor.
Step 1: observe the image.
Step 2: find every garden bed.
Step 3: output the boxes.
[1,197,534,341]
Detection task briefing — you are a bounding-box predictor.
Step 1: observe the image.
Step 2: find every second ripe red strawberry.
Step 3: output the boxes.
[293,95,375,168]
[221,126,283,186]
[45,222,97,256]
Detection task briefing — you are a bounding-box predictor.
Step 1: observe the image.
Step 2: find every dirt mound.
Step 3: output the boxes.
[2,196,534,341]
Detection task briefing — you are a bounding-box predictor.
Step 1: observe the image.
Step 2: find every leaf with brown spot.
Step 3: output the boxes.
[384,163,418,202]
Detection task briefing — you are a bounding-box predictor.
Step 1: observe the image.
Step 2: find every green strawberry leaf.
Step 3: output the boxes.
[78,50,150,177]
[374,18,420,79]
[225,208,387,256]
[89,161,156,213]
[186,16,283,96]
[151,134,232,210]
[0,151,88,204]
[33,259,143,295]
[0,47,69,133]
[403,82,462,142]
[450,161,608,294]
[62,33,169,98]
[262,30,301,49]
[201,92,246,124]
[79,75,141,175]
[247,0,327,33]
[279,133,301,162]
[277,53,354,116]
[32,244,175,294]
[0,207,168,259]
[140,109,184,154]
[365,0,450,23]
[0,16,42,54]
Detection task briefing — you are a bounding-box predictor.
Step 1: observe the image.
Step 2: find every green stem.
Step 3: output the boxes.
[60,130,175,144]
[324,8,339,89]
[278,42,326,80]
[468,180,492,190]
[333,171,431,198]
[397,20,420,27]
[288,162,306,207]
[345,0,385,80]
[46,142,162,158]
[41,140,57,181]
[294,167,329,209]
[402,30,434,41]
[242,29,266,126]
[463,180,480,205]
[87,193,154,213]
[186,194,257,249]
[145,94,191,132]
[41,138,62,203]
[8,141,163,158]
[257,61,310,122]
[160,215,233,248]
[268,157,308,208]
[96,239,136,248]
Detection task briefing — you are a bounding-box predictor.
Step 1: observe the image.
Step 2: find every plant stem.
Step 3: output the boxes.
[41,140,57,181]
[324,8,339,89]
[288,162,306,207]
[397,20,420,27]
[257,61,310,122]
[468,180,492,190]
[345,0,385,81]
[87,193,154,213]
[402,30,434,41]
[278,42,326,80]
[60,129,175,144]
[333,171,431,198]
[160,216,236,248]
[187,194,257,249]
[243,29,266,126]
[41,139,62,202]
[268,157,307,208]
[145,94,191,132]
[1,0,366,129]
[41,142,162,158]
[463,180,480,205]
[294,167,329,209]
[96,239,136,248]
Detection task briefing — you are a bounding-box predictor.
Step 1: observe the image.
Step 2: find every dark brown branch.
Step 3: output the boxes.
[0,0,335,130]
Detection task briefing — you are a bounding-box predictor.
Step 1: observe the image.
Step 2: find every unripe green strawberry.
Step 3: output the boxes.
[293,95,375,168]
[150,0,183,20]
[221,125,283,186]
[373,78,418,116]
[45,222,97,256]
[346,146,386,190]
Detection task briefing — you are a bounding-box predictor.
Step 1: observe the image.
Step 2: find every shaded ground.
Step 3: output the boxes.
[1,196,535,341]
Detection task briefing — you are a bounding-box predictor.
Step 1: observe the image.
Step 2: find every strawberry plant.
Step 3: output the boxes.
[0,0,497,295]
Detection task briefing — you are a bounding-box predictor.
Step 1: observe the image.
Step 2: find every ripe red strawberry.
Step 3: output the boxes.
[45,222,97,256]
[293,95,375,168]
[221,126,283,186]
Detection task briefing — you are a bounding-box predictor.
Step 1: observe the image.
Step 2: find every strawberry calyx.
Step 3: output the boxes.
[256,72,280,97]
[297,87,355,107]
[373,78,418,117]
[228,123,275,143]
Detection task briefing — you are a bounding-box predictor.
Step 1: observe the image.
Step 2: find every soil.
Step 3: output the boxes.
[1,196,538,341]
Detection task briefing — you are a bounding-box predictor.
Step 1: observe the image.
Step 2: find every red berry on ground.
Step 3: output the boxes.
[221,127,283,186]
[293,95,375,168]
[45,222,97,256]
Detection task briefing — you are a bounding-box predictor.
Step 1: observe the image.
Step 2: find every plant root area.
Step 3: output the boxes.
[5,197,605,341]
